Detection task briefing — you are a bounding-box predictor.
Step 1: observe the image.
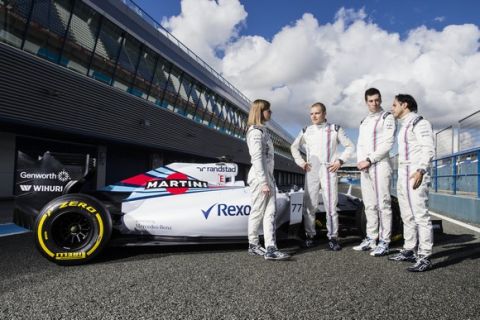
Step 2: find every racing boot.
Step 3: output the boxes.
[388,249,416,262]
[353,237,376,251]
[370,241,389,257]
[407,255,432,272]
[328,238,342,251]
[303,235,318,248]
[248,243,266,256]
[264,246,291,261]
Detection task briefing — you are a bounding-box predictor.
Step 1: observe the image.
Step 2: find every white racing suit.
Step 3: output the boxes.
[246,125,276,248]
[291,122,354,239]
[397,113,435,257]
[357,108,395,244]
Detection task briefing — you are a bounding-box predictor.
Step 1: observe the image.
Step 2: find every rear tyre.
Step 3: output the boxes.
[357,205,367,238]
[34,194,112,265]
[390,196,403,242]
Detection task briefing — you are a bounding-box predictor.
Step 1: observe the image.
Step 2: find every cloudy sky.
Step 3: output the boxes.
[135,0,480,143]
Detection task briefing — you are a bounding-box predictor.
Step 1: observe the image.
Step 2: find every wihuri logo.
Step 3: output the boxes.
[19,185,32,192]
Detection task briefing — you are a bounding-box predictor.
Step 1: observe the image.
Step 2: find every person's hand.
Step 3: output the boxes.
[261,184,271,196]
[303,162,312,172]
[357,160,371,171]
[410,171,424,190]
[328,160,342,173]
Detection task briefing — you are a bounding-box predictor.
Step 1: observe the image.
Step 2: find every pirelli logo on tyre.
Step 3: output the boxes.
[55,252,86,260]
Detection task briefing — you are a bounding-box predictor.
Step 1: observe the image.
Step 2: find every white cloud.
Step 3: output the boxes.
[161,0,247,69]
[164,1,480,138]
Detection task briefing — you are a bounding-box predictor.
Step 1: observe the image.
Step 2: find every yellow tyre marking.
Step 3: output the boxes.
[55,252,86,260]
[37,214,55,258]
[86,213,104,256]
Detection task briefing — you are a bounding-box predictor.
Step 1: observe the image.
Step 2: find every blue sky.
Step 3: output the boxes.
[135,0,479,39]
[133,0,479,154]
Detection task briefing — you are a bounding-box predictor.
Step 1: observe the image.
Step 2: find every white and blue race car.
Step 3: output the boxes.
[14,152,399,265]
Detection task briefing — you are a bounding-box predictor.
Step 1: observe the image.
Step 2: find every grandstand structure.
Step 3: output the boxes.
[0,0,303,198]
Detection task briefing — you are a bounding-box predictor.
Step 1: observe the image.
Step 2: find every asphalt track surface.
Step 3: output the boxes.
[1,219,479,320]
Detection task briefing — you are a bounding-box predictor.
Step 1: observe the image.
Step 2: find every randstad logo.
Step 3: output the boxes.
[201,203,251,219]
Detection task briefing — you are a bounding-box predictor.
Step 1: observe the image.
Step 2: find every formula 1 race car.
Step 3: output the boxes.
[13,152,401,265]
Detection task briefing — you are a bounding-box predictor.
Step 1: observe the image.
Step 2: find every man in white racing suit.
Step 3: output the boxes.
[291,102,354,251]
[354,88,396,256]
[389,94,435,272]
[246,99,290,261]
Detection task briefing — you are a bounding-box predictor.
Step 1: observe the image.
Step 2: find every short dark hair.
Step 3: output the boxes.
[311,102,326,113]
[395,94,418,112]
[365,88,381,101]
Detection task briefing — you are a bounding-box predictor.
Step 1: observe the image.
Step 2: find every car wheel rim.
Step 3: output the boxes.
[51,212,93,251]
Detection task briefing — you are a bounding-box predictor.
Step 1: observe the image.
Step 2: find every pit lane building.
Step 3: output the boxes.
[0,0,304,198]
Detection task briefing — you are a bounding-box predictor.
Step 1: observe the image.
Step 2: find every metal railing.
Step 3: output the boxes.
[390,147,480,198]
[433,147,480,198]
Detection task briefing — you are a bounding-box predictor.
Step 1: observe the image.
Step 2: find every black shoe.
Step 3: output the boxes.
[328,238,341,251]
[407,256,432,272]
[388,249,416,262]
[303,235,318,248]
[264,246,291,261]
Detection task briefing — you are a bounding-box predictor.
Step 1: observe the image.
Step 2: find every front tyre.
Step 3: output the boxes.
[34,194,112,265]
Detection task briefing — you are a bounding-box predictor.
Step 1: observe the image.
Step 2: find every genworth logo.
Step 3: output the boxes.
[19,169,71,182]
[57,169,71,182]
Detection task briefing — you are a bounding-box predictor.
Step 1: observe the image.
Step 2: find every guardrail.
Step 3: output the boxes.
[391,147,479,198]
[433,147,480,198]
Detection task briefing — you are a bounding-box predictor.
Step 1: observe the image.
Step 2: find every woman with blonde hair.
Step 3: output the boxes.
[246,99,290,261]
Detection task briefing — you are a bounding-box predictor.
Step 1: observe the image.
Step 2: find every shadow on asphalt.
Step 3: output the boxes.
[86,231,480,268]
[93,235,369,264]
[93,240,305,265]
[430,233,480,269]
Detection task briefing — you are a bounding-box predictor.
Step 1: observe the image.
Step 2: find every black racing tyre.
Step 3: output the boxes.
[34,194,112,265]
[390,196,404,243]
[357,205,367,238]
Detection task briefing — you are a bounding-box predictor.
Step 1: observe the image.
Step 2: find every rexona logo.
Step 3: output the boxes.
[145,172,208,195]
[201,203,251,219]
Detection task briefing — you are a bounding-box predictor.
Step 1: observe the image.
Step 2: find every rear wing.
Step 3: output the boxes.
[14,151,96,229]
